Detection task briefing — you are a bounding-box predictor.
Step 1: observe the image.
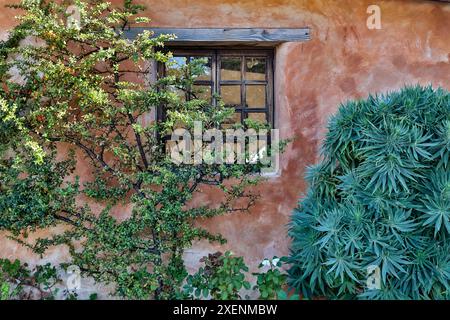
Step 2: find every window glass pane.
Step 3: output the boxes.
[221,85,241,107]
[220,57,241,81]
[190,56,212,81]
[245,58,266,81]
[247,112,267,123]
[191,85,211,102]
[166,56,187,78]
[222,112,242,129]
[246,85,265,108]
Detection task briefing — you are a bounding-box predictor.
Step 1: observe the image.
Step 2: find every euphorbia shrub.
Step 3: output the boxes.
[288,86,450,299]
[0,0,266,299]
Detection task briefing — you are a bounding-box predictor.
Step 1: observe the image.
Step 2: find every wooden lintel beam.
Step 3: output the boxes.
[125,28,311,43]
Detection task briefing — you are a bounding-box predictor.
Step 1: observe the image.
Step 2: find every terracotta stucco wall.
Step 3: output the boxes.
[0,0,449,297]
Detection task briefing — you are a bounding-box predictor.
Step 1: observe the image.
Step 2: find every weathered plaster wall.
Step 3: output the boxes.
[0,0,449,297]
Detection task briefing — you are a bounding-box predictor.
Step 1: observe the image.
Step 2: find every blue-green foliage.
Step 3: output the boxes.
[288,86,450,299]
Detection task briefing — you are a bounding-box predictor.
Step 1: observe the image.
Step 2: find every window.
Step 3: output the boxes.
[160,49,274,128]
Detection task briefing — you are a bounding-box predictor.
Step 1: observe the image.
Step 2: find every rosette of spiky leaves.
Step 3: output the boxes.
[288,86,450,300]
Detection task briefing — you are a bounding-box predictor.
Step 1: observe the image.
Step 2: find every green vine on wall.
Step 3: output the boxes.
[0,0,273,299]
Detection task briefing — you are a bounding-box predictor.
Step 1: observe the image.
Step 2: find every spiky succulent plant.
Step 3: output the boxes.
[289,85,450,300]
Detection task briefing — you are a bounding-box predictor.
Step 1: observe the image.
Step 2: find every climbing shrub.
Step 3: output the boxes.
[0,258,59,300]
[0,0,270,299]
[288,86,450,300]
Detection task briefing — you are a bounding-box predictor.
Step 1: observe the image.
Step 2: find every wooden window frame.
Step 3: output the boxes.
[158,47,275,128]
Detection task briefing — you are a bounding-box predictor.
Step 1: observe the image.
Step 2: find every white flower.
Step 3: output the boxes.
[261,259,271,267]
[247,146,267,164]
[272,258,280,266]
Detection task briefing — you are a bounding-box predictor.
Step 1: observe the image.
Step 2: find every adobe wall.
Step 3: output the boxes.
[0,0,449,298]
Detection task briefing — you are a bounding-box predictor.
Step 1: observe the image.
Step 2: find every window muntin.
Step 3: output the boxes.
[162,49,274,128]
